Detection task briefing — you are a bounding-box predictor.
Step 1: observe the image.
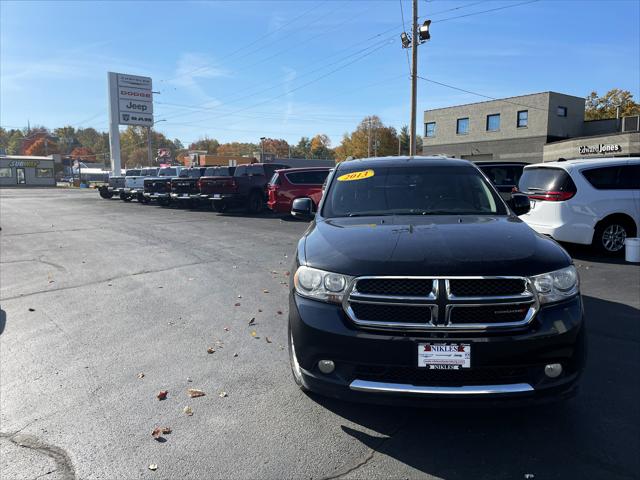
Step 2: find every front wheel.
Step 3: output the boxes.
[593,218,633,254]
[99,189,113,199]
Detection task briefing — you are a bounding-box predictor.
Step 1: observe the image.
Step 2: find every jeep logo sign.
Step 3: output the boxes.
[579,144,622,155]
[119,99,153,115]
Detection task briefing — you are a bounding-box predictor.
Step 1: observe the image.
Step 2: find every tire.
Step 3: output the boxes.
[212,200,227,213]
[246,190,264,214]
[288,323,309,392]
[120,192,131,202]
[136,192,145,203]
[99,189,113,199]
[158,197,170,207]
[593,217,635,255]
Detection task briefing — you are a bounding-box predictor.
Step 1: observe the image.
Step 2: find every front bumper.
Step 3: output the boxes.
[289,293,585,405]
[143,192,170,199]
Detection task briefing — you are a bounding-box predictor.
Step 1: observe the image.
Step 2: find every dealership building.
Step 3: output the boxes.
[422,91,640,163]
[0,155,57,187]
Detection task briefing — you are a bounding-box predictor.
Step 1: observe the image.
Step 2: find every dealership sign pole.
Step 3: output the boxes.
[107,72,154,176]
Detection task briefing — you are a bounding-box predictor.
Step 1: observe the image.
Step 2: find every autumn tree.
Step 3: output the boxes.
[290,137,311,158]
[217,142,258,157]
[76,127,109,156]
[24,136,59,156]
[334,116,398,161]
[585,89,640,120]
[310,134,334,159]
[70,146,95,159]
[188,137,219,154]
[261,138,290,157]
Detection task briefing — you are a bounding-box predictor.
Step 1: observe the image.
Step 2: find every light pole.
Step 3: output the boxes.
[148,119,166,165]
[260,136,266,161]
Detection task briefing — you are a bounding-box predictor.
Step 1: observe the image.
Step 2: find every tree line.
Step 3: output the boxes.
[2,89,637,167]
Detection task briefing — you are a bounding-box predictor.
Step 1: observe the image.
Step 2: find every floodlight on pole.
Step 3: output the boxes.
[400,32,412,49]
[419,20,431,43]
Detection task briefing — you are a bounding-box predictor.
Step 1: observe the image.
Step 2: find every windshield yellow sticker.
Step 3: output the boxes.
[337,169,375,182]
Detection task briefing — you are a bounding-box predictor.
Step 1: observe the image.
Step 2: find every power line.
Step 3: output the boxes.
[417,75,550,111]
[432,0,541,23]
[399,0,412,76]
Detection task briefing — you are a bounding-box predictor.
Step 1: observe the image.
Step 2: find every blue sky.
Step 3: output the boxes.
[1,0,639,148]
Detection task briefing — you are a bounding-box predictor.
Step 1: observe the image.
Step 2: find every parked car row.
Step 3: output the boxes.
[99,163,332,215]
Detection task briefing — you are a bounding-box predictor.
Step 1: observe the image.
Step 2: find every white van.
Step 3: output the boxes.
[518,158,640,254]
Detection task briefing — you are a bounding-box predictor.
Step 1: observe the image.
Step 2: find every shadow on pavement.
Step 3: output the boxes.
[0,309,5,335]
[311,295,639,479]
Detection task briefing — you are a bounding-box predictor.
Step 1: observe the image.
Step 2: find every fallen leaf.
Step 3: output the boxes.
[219,391,228,398]
[158,286,163,289]
[187,388,206,398]
[284,271,290,276]
[250,330,258,337]
[233,353,238,357]
[263,289,269,293]
[183,406,193,416]
[28,308,35,312]
[271,270,278,274]
[157,390,168,401]
[148,464,158,471]
[277,311,283,315]
[234,303,241,307]
[186,377,193,382]
[207,347,215,354]
[152,427,172,439]
[237,295,242,298]
[224,327,229,332]
[258,309,263,313]
[137,372,145,379]
[248,317,256,326]
[265,337,272,343]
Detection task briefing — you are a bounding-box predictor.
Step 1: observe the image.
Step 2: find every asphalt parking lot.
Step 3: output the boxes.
[1,188,639,480]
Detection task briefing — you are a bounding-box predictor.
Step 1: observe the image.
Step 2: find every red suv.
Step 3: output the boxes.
[267,167,332,214]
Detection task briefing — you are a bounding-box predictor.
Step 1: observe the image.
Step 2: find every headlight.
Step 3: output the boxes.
[294,266,353,303]
[529,265,579,304]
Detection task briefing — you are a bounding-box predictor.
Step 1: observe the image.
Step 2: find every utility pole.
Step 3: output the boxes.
[147,126,153,165]
[409,0,418,156]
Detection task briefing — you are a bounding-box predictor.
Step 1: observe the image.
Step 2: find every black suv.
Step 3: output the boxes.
[476,161,527,201]
[288,156,585,405]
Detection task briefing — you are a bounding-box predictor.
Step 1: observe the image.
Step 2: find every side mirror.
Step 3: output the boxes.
[508,193,531,216]
[291,198,314,219]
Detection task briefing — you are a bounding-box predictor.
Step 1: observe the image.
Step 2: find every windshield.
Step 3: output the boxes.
[322,165,507,217]
[126,169,141,176]
[142,168,158,176]
[158,168,177,176]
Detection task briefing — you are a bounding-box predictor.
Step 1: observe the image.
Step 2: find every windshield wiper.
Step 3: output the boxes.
[346,212,394,217]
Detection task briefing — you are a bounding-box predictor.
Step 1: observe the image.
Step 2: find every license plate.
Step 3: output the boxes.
[213,194,221,199]
[418,343,471,369]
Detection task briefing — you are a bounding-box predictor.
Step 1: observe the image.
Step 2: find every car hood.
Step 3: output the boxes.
[301,215,571,277]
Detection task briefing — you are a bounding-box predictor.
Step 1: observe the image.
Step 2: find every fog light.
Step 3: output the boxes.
[544,363,563,378]
[318,360,335,374]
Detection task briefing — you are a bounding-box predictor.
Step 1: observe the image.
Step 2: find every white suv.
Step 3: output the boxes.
[518,158,640,254]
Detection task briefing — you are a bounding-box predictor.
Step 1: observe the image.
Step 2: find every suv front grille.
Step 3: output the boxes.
[448,278,526,298]
[350,303,433,325]
[355,278,434,297]
[344,276,537,332]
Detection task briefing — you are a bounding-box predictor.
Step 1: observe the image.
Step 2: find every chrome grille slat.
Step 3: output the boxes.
[343,276,539,332]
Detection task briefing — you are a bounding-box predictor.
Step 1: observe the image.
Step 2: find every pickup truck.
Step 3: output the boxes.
[204,163,289,213]
[169,167,207,208]
[288,156,585,406]
[98,169,138,199]
[196,166,236,204]
[142,166,187,206]
[121,167,159,202]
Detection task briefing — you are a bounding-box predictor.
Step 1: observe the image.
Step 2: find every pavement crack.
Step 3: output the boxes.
[0,432,75,480]
[321,418,409,480]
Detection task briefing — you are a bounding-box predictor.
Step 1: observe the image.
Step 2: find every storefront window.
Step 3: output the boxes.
[0,167,12,177]
[36,168,53,178]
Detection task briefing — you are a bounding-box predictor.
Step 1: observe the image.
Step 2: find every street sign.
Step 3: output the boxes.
[119,98,153,115]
